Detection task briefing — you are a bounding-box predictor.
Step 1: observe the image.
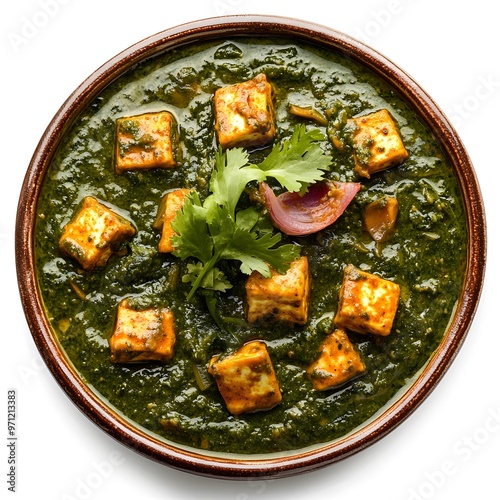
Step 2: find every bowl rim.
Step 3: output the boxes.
[15,14,487,479]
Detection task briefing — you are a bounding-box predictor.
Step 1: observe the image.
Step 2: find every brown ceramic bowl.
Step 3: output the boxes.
[16,15,486,479]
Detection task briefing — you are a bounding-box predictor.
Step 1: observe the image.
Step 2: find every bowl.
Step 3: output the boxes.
[15,15,486,479]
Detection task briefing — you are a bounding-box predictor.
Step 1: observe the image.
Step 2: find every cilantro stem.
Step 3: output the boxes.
[201,290,238,344]
[185,253,220,301]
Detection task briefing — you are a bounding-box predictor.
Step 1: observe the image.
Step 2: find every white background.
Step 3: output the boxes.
[2,1,499,499]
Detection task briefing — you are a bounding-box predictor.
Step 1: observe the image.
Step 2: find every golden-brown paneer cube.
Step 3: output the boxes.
[156,188,191,253]
[115,111,179,173]
[334,264,400,336]
[208,341,282,415]
[59,196,135,270]
[364,196,399,242]
[307,328,365,391]
[245,256,311,325]
[350,109,408,178]
[109,299,176,363]
[214,73,276,149]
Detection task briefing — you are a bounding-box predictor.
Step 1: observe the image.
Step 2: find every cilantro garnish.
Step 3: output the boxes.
[171,124,331,301]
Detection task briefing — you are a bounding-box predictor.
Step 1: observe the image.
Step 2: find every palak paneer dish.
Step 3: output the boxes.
[35,38,466,454]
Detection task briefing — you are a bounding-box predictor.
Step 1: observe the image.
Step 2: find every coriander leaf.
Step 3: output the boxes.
[257,124,331,194]
[182,262,232,292]
[235,206,260,232]
[171,192,213,263]
[221,226,300,277]
[206,201,237,251]
[210,147,264,215]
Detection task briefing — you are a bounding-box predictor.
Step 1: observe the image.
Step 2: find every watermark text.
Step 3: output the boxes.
[6,390,17,493]
[7,0,72,53]
[446,74,500,129]
[407,405,500,499]
[60,451,125,500]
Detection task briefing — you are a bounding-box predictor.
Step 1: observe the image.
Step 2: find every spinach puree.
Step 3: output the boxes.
[35,38,467,454]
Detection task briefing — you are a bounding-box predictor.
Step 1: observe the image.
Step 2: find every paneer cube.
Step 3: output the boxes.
[156,188,191,253]
[109,299,176,363]
[350,109,408,178]
[334,264,400,336]
[208,341,282,415]
[115,111,179,173]
[307,328,365,391]
[59,196,135,270]
[214,73,276,149]
[364,196,399,243]
[245,256,311,325]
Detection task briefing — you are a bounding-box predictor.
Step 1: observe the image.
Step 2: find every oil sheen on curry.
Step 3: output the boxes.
[35,38,467,454]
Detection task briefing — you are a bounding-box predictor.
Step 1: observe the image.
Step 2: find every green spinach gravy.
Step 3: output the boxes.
[35,37,466,454]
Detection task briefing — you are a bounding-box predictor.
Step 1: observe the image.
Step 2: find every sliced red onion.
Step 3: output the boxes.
[262,181,361,236]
